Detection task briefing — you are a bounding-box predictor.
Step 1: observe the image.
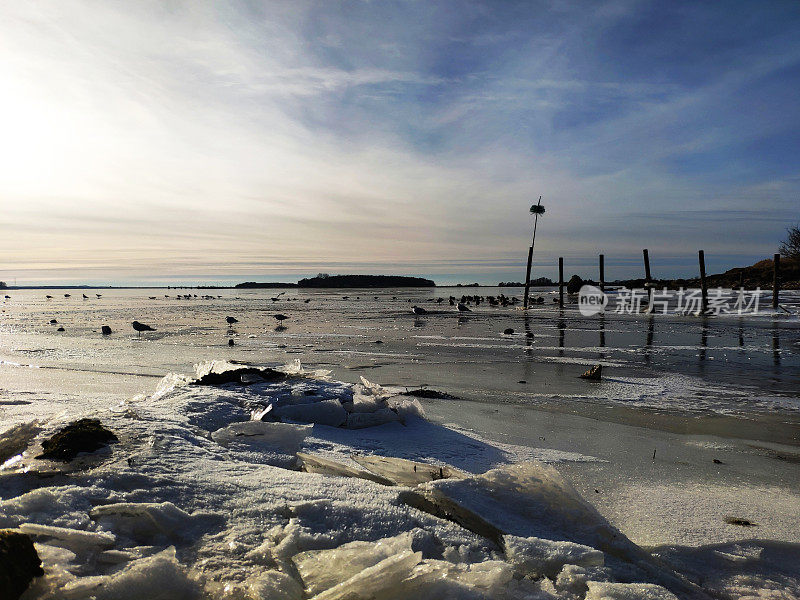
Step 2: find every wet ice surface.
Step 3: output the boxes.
[1,287,800,598]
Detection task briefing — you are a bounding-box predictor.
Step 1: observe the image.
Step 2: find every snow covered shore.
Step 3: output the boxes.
[1,361,797,599]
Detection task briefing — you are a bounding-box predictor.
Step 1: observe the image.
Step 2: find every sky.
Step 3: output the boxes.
[0,0,798,286]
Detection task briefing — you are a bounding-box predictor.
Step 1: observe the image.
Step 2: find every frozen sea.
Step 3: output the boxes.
[1,286,799,599]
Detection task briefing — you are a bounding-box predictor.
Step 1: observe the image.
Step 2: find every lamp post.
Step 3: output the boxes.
[523,196,545,309]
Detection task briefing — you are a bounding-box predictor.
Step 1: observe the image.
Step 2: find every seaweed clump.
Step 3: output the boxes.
[36,418,118,462]
[401,389,459,400]
[0,529,44,600]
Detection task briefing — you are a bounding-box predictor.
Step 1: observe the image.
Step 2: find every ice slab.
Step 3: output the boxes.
[0,421,41,465]
[504,533,604,578]
[274,399,347,427]
[352,454,467,487]
[585,581,679,600]
[246,570,304,600]
[405,462,707,598]
[19,522,116,550]
[89,501,194,542]
[345,408,401,429]
[60,547,200,600]
[308,549,422,600]
[211,421,310,454]
[293,532,414,595]
[297,452,393,486]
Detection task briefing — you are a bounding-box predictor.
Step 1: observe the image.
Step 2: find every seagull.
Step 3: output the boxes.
[96,294,102,298]
[274,314,289,322]
[226,316,238,325]
[82,294,88,299]
[64,294,71,298]
[131,321,156,337]
[271,292,286,302]
[412,305,427,315]
[46,295,53,299]
[457,302,471,312]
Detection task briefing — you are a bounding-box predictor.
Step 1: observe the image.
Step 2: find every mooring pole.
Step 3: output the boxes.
[523,197,545,309]
[599,254,605,293]
[523,245,534,308]
[773,253,781,309]
[643,248,653,308]
[558,257,564,308]
[699,250,708,314]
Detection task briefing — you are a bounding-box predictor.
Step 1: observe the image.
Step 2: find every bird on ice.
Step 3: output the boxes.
[274,314,289,322]
[457,302,471,312]
[226,316,238,325]
[131,321,156,337]
[412,305,427,315]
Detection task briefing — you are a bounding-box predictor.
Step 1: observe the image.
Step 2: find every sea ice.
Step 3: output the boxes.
[274,399,347,427]
[292,532,413,595]
[19,523,116,550]
[89,501,195,542]
[585,581,679,600]
[211,421,310,454]
[504,534,605,578]
[0,420,41,465]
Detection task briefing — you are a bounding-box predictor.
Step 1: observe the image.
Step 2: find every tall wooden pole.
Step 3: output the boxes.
[599,254,605,292]
[699,250,708,314]
[523,196,543,309]
[523,246,533,308]
[773,253,781,309]
[558,257,564,308]
[643,248,653,309]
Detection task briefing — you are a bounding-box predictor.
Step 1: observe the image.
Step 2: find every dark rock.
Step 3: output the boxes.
[724,516,757,527]
[566,275,584,295]
[503,328,514,335]
[56,327,65,332]
[712,458,723,464]
[101,325,112,335]
[401,389,459,400]
[193,366,286,386]
[0,530,43,600]
[49,319,57,324]
[579,365,602,380]
[36,419,118,462]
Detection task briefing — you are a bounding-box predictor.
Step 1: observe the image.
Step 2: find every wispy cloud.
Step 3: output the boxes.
[0,0,798,284]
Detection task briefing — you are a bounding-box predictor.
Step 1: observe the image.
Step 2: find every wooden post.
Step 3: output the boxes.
[643,248,652,308]
[599,254,605,292]
[699,250,708,314]
[558,257,564,308]
[738,270,744,290]
[523,246,533,308]
[773,253,780,309]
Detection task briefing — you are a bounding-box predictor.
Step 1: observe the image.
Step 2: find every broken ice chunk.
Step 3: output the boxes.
[293,532,413,595]
[0,421,41,465]
[503,534,604,578]
[308,550,422,600]
[89,501,194,542]
[585,581,679,600]
[345,409,401,429]
[247,570,304,600]
[274,399,347,427]
[211,421,310,454]
[19,523,116,550]
[61,547,200,600]
[352,454,466,487]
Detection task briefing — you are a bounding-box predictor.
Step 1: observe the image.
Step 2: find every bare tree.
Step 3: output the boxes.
[779,224,800,260]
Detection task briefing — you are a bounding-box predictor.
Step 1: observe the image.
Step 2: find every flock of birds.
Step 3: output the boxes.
[13,290,533,339]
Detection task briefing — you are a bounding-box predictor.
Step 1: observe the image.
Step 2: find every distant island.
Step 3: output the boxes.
[236,274,435,289]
